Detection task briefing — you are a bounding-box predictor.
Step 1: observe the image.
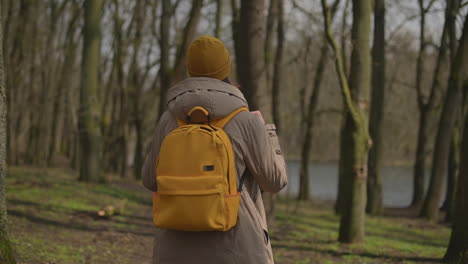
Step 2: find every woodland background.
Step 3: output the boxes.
[1,0,468,263]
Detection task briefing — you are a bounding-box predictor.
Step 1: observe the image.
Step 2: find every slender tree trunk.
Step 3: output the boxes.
[367,0,385,215]
[322,0,372,243]
[271,0,283,134]
[78,0,103,182]
[444,40,468,260]
[172,0,204,84]
[264,0,277,94]
[214,0,223,38]
[443,128,459,222]
[412,110,428,208]
[158,0,171,118]
[48,9,80,165]
[298,40,329,201]
[411,0,429,209]
[340,0,350,76]
[0,6,16,262]
[412,0,450,209]
[421,8,467,222]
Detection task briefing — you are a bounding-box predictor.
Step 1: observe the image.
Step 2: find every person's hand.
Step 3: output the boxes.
[250,111,265,125]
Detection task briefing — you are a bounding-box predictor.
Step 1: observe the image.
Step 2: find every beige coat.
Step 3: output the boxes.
[142,77,288,264]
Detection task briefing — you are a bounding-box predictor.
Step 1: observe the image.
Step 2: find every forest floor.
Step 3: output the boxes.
[6,167,450,264]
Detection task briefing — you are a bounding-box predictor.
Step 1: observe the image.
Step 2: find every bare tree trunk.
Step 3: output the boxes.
[238,0,267,113]
[78,0,103,182]
[158,0,171,118]
[340,0,350,76]
[322,0,372,243]
[298,41,329,201]
[237,0,276,223]
[271,0,283,134]
[0,5,16,262]
[443,128,459,222]
[214,0,223,38]
[412,110,428,208]
[172,0,204,84]
[412,0,450,209]
[444,22,468,257]
[420,0,465,222]
[367,0,385,215]
[230,0,241,81]
[48,6,80,165]
[411,0,430,209]
[264,0,277,94]
[298,0,340,200]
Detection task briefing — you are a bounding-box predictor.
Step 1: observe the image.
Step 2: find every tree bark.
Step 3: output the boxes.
[322,0,372,243]
[238,0,267,113]
[78,0,103,182]
[366,0,385,215]
[420,1,466,222]
[0,4,17,262]
[237,0,276,223]
[444,30,468,259]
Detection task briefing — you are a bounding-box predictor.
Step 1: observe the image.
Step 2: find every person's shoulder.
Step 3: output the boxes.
[226,110,264,134]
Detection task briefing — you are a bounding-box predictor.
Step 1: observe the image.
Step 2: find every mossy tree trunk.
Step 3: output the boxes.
[322,0,372,243]
[366,0,385,215]
[0,5,17,263]
[420,2,466,222]
[444,31,468,259]
[78,0,103,183]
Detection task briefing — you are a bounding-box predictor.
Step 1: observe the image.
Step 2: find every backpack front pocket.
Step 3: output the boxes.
[154,175,228,231]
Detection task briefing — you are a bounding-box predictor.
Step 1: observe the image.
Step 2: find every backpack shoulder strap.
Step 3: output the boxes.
[212,107,248,128]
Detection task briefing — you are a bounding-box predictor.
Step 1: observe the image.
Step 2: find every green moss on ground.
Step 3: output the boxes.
[5,167,450,264]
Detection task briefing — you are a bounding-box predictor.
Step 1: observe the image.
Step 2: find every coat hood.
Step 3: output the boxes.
[166,77,249,121]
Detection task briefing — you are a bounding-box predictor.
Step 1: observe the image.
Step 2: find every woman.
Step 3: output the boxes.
[142,35,288,264]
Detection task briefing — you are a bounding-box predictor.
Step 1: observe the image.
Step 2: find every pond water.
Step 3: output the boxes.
[282,161,441,208]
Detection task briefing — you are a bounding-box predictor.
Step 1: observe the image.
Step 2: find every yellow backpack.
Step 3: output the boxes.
[153,106,248,231]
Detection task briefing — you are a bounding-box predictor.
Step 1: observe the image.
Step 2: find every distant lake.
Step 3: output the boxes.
[283,161,440,208]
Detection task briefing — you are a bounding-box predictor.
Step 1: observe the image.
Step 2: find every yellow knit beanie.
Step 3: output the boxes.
[187,35,231,80]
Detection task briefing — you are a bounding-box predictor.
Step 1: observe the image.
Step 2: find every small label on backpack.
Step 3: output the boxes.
[203,165,215,171]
